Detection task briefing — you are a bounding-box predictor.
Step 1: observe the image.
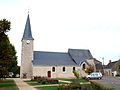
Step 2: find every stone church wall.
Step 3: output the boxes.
[33,65,86,78]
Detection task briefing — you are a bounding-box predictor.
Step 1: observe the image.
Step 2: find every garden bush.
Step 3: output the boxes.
[32,76,59,84]
[58,83,92,90]
[72,70,80,79]
[90,81,115,90]
[38,79,58,84]
[115,74,120,77]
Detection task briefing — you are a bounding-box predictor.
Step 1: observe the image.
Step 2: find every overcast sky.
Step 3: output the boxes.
[1,0,120,66]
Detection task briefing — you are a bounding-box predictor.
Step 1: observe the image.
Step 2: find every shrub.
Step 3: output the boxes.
[115,74,120,77]
[90,81,115,90]
[38,79,58,84]
[72,70,80,79]
[32,76,48,81]
[58,84,81,90]
[32,76,59,84]
[71,79,80,84]
[81,77,89,81]
[85,65,94,74]
[58,83,92,90]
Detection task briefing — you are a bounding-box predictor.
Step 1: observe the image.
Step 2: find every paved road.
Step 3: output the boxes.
[96,76,120,90]
[12,78,37,90]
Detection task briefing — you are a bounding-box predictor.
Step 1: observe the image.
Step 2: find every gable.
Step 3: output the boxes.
[68,49,93,65]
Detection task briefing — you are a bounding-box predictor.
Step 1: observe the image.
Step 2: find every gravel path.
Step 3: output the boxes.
[12,78,37,90]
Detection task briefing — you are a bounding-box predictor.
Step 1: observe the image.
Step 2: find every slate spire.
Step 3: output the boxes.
[22,14,33,39]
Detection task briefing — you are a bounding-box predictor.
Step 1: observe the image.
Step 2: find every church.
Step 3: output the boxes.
[20,14,95,79]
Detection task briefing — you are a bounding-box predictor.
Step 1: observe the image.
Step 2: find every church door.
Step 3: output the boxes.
[47,71,51,78]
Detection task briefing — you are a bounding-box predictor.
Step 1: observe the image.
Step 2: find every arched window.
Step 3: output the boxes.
[63,67,65,72]
[52,67,55,72]
[83,64,86,69]
[73,67,75,71]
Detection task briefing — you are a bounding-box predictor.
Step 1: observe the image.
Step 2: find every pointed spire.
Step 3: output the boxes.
[22,14,33,39]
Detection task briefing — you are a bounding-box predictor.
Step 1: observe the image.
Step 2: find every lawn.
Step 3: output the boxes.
[35,84,93,90]
[56,78,88,82]
[36,86,58,90]
[0,79,19,90]
[25,78,92,90]
[25,80,69,86]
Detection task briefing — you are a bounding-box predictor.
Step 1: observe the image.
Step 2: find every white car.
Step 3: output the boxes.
[87,72,102,79]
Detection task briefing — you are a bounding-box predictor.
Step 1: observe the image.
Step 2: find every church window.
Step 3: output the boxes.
[63,67,65,72]
[52,67,55,72]
[73,67,75,70]
[83,64,86,70]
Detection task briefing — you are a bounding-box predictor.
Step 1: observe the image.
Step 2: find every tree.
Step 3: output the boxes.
[8,44,18,77]
[0,19,18,79]
[0,19,11,33]
[73,70,80,79]
[0,34,12,79]
[85,65,94,74]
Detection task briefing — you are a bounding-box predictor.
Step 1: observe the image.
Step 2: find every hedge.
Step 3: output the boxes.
[90,81,115,90]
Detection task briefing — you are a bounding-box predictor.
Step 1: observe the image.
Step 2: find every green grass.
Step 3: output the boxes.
[27,83,43,85]
[80,84,91,87]
[56,78,88,82]
[0,80,15,83]
[56,78,72,81]
[26,79,100,90]
[0,83,16,87]
[59,82,69,84]
[27,81,68,86]
[36,86,58,90]
[0,79,19,90]
[77,78,88,82]
[25,78,88,82]
[36,85,93,90]
[24,80,36,82]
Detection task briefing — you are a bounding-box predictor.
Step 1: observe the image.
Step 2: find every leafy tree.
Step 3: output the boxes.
[85,65,94,74]
[73,70,80,79]
[8,44,18,77]
[0,19,18,79]
[0,19,11,33]
[0,34,12,79]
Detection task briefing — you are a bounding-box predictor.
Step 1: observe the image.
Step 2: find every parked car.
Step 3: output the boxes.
[87,72,102,79]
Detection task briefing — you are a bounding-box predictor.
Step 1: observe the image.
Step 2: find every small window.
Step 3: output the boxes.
[83,64,86,69]
[52,67,55,72]
[73,67,75,70]
[63,67,65,72]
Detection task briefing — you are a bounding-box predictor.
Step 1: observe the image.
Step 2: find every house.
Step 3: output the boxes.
[94,59,103,72]
[112,60,120,76]
[103,60,117,76]
[20,14,96,79]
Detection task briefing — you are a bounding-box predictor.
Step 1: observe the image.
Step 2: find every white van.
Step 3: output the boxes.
[87,72,102,79]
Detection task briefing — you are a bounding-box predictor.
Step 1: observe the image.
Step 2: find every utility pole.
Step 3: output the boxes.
[100,57,104,75]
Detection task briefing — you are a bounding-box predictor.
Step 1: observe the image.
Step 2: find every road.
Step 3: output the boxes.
[96,76,120,90]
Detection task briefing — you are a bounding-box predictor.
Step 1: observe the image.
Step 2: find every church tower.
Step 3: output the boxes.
[20,14,34,78]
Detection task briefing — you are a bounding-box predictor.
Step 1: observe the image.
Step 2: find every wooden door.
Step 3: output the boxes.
[47,71,51,78]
